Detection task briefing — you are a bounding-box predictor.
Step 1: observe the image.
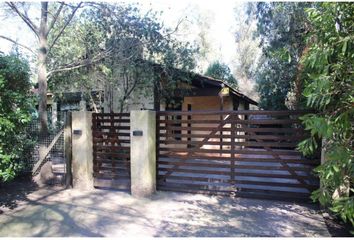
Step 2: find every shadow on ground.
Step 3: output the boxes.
[0,184,333,237]
[0,173,38,211]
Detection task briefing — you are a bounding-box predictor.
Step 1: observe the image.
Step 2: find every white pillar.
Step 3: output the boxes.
[71,111,93,190]
[130,110,156,197]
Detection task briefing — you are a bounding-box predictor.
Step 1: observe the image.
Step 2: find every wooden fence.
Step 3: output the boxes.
[92,113,131,190]
[156,110,320,201]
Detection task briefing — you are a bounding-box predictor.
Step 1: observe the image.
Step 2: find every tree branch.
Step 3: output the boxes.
[163,17,186,38]
[6,2,39,38]
[0,35,35,54]
[48,2,83,52]
[47,48,112,78]
[46,2,64,36]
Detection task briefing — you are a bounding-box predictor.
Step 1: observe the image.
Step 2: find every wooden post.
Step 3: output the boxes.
[64,112,73,188]
[230,113,235,185]
[220,96,224,156]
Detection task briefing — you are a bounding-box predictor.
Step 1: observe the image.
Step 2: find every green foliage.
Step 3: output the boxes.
[298,2,354,226]
[0,54,33,182]
[205,61,238,89]
[48,2,198,110]
[252,2,311,110]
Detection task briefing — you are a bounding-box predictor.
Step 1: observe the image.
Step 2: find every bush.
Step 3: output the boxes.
[0,54,33,182]
[298,3,353,227]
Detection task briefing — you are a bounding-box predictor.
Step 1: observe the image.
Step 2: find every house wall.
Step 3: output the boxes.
[166,96,234,152]
[162,95,246,152]
[104,82,154,113]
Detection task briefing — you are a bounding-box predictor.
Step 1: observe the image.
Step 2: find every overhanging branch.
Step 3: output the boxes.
[48,2,83,53]
[46,2,64,36]
[0,35,35,54]
[47,48,112,78]
[6,2,39,38]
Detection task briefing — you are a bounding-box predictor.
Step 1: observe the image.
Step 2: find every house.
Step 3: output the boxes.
[37,62,257,124]
[102,63,258,113]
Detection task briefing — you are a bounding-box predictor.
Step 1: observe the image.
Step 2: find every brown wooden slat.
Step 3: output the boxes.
[157,182,311,197]
[158,175,318,189]
[93,119,130,123]
[158,167,316,180]
[157,110,313,116]
[92,112,131,191]
[94,174,129,179]
[159,133,307,140]
[158,154,319,165]
[93,113,130,117]
[94,158,130,164]
[157,186,312,202]
[158,160,313,172]
[93,138,130,144]
[159,140,299,148]
[95,145,130,151]
[95,152,130,158]
[159,119,301,125]
[158,147,302,156]
[158,126,305,133]
[93,125,130,129]
[93,165,130,171]
[93,132,130,137]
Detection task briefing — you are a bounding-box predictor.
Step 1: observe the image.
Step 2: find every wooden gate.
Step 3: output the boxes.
[157,110,320,201]
[92,113,130,190]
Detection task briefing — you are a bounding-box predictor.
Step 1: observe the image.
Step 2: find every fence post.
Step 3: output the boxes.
[71,111,94,190]
[64,112,72,188]
[130,110,156,198]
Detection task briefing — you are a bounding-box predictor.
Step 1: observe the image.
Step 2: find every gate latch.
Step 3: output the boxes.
[132,130,143,136]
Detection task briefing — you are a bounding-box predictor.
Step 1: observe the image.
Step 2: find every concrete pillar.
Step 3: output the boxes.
[130,110,156,197]
[71,111,94,190]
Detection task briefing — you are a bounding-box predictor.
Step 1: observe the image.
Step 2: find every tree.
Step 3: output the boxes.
[0,54,32,182]
[1,2,83,136]
[205,61,238,89]
[298,2,353,226]
[48,3,198,112]
[251,2,312,110]
[232,3,261,101]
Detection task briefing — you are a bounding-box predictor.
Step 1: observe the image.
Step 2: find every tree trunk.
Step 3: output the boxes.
[37,2,53,184]
[38,2,49,136]
[293,46,310,109]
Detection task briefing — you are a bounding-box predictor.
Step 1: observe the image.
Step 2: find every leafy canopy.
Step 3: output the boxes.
[48,2,198,111]
[205,61,238,89]
[252,2,311,110]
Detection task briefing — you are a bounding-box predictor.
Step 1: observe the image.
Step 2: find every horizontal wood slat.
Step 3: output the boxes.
[157,175,318,189]
[159,140,299,148]
[159,133,308,140]
[157,110,313,116]
[158,155,319,165]
[157,182,311,197]
[92,112,131,191]
[158,160,313,172]
[156,110,319,201]
[159,119,302,125]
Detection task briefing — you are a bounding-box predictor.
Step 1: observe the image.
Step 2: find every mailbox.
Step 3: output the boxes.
[132,130,143,136]
[73,129,82,135]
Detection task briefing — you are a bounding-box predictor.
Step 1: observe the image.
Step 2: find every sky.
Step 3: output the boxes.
[134,0,242,66]
[0,0,244,72]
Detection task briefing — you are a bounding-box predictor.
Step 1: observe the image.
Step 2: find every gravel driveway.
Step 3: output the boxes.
[0,187,330,237]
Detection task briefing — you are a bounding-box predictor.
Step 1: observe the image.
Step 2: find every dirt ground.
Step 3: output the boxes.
[0,177,349,237]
